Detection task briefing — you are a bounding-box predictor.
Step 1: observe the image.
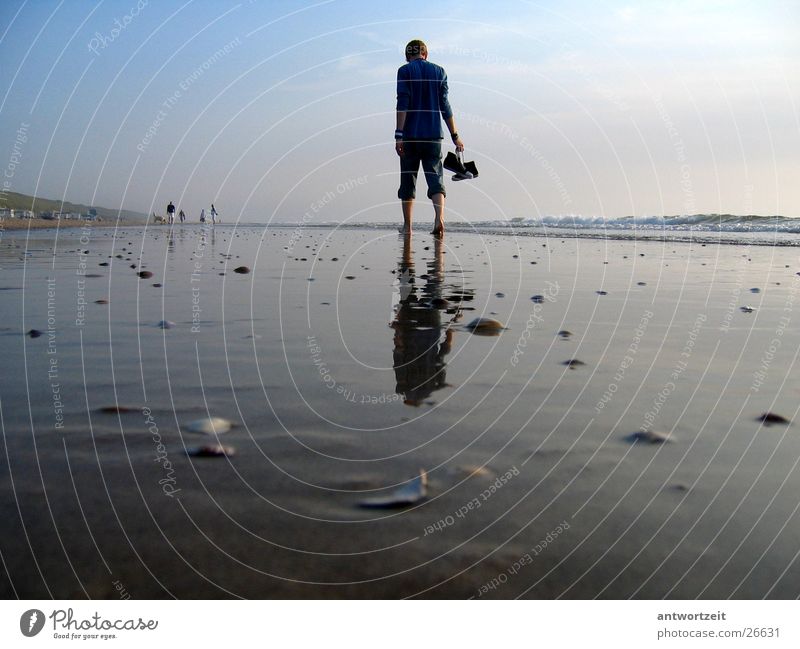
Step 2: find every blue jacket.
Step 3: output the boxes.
[396,59,453,140]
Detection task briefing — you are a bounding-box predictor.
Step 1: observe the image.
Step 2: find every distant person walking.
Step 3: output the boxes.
[395,39,464,237]
[167,201,176,224]
[199,208,206,223]
[210,203,218,224]
[179,209,185,223]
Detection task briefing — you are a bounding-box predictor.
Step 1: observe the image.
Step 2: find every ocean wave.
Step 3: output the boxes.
[261,214,800,246]
[467,214,800,233]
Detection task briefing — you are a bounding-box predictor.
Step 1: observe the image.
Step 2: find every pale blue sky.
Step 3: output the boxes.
[0,0,798,222]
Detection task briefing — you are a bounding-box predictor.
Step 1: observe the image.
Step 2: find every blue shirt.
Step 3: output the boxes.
[396,59,453,140]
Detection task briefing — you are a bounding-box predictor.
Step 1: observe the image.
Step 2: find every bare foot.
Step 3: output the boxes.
[430,225,444,237]
[398,226,411,235]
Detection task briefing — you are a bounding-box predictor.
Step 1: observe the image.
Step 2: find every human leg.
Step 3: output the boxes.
[401,200,414,233]
[419,141,446,236]
[431,193,445,236]
[398,140,421,233]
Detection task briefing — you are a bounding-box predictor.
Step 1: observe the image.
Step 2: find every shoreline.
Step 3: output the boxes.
[0,218,138,230]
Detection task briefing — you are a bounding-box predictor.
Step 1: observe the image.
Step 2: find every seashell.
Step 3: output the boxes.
[185,417,233,435]
[454,465,495,479]
[187,444,235,458]
[627,430,672,444]
[531,294,544,303]
[757,412,790,426]
[596,290,608,295]
[137,270,153,279]
[94,299,108,304]
[557,330,572,339]
[359,469,427,508]
[234,266,250,274]
[157,320,176,329]
[740,306,754,313]
[466,317,506,335]
[27,329,43,338]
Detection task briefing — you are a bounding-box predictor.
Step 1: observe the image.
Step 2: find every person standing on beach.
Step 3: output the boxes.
[210,203,218,224]
[167,201,175,224]
[395,39,464,236]
[179,209,185,223]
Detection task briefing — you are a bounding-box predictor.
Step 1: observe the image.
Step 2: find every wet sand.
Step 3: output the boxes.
[1,224,800,599]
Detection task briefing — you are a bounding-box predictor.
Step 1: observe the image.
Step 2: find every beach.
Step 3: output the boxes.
[1,223,799,599]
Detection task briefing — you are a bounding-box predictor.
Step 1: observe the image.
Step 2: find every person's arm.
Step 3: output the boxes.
[395,110,406,157]
[444,116,464,152]
[396,66,411,156]
[439,72,464,152]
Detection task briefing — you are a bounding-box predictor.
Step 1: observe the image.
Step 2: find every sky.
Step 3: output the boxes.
[0,0,798,223]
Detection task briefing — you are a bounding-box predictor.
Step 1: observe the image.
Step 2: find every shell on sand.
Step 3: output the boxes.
[453,465,495,479]
[233,266,250,274]
[187,444,235,458]
[158,320,176,329]
[185,417,233,435]
[740,305,755,313]
[137,270,153,279]
[627,430,673,444]
[466,317,506,335]
[359,469,427,508]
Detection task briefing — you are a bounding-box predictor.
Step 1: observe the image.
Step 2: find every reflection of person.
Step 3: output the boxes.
[395,39,464,237]
[199,208,205,223]
[179,209,185,223]
[392,233,453,406]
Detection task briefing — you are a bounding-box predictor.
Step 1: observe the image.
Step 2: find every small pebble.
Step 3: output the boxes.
[758,412,790,426]
[466,317,505,335]
[137,270,153,279]
[234,266,250,274]
[187,444,235,458]
[97,405,136,414]
[562,359,585,368]
[628,430,672,444]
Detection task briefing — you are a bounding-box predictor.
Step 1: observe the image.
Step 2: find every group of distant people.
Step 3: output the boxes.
[163,201,218,225]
